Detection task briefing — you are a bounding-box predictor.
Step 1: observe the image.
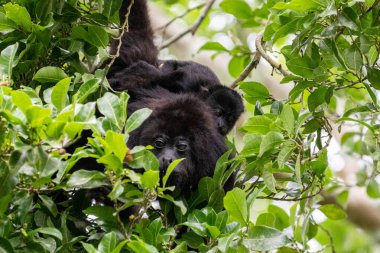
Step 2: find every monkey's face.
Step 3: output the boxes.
[207,88,244,135]
[149,133,194,190]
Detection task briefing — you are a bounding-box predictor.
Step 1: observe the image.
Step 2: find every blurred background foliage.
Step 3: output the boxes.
[0,0,380,252]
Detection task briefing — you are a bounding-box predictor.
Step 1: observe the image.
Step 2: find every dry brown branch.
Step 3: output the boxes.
[159,0,216,49]
[230,52,262,88]
[255,31,291,76]
[156,3,205,31]
[104,0,134,71]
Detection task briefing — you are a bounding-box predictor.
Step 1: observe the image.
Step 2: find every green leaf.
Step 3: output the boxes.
[74,78,100,103]
[103,0,123,18]
[39,195,58,217]
[82,243,97,253]
[105,131,127,162]
[97,92,124,130]
[280,105,295,136]
[289,81,314,101]
[244,226,291,251]
[273,18,300,43]
[125,108,152,133]
[319,204,347,220]
[367,67,380,90]
[33,67,67,83]
[127,240,158,253]
[256,213,276,227]
[111,241,128,253]
[263,171,277,193]
[277,140,296,168]
[98,232,117,253]
[11,90,32,113]
[268,205,290,230]
[308,86,328,112]
[51,77,71,111]
[169,241,187,253]
[67,170,108,189]
[337,117,374,132]
[25,106,52,127]
[199,42,228,52]
[198,177,218,200]
[242,116,273,134]
[345,44,362,72]
[0,12,17,31]
[162,159,185,188]
[33,227,63,240]
[220,0,253,19]
[303,118,322,134]
[273,0,326,12]
[97,154,122,171]
[84,206,116,223]
[206,225,220,239]
[35,0,53,25]
[4,3,32,31]
[228,55,248,78]
[367,179,380,198]
[87,25,109,48]
[240,134,262,156]
[141,170,159,189]
[259,131,284,157]
[223,188,248,226]
[0,43,19,80]
[239,82,270,104]
[0,237,14,253]
[286,55,314,78]
[72,25,109,48]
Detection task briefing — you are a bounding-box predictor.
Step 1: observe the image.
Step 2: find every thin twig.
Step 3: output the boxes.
[230,51,262,88]
[256,184,323,201]
[255,31,291,76]
[104,0,135,73]
[160,0,216,49]
[366,0,380,13]
[156,3,205,31]
[316,220,336,253]
[115,204,129,239]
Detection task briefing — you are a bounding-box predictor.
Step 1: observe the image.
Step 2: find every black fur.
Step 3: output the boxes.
[104,0,232,192]
[127,87,228,193]
[107,0,244,136]
[106,0,158,78]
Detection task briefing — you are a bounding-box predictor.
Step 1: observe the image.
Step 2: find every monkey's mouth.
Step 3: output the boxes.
[159,166,189,190]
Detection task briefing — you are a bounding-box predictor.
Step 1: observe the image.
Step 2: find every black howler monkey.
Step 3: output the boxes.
[104,0,234,192]
[107,0,244,136]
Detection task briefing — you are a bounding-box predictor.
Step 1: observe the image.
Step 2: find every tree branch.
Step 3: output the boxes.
[230,51,262,88]
[104,0,134,72]
[159,0,216,49]
[255,31,291,76]
[156,3,205,31]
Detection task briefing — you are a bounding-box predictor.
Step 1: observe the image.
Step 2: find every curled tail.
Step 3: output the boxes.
[108,0,158,75]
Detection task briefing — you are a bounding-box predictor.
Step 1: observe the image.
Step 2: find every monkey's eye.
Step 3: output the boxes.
[154,138,166,149]
[176,143,188,152]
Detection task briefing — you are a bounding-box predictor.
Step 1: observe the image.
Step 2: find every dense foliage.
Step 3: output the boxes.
[0,0,379,252]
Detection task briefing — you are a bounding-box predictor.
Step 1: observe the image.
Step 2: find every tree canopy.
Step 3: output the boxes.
[0,0,380,252]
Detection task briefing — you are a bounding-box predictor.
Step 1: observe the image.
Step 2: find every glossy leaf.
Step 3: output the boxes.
[33,67,67,83]
[223,188,248,226]
[244,226,291,251]
[51,77,71,111]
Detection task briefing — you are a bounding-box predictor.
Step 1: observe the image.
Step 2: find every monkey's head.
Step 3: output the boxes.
[206,86,244,135]
[159,60,221,95]
[129,93,228,193]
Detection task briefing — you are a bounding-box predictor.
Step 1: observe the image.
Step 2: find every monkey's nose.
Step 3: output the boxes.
[160,157,173,169]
